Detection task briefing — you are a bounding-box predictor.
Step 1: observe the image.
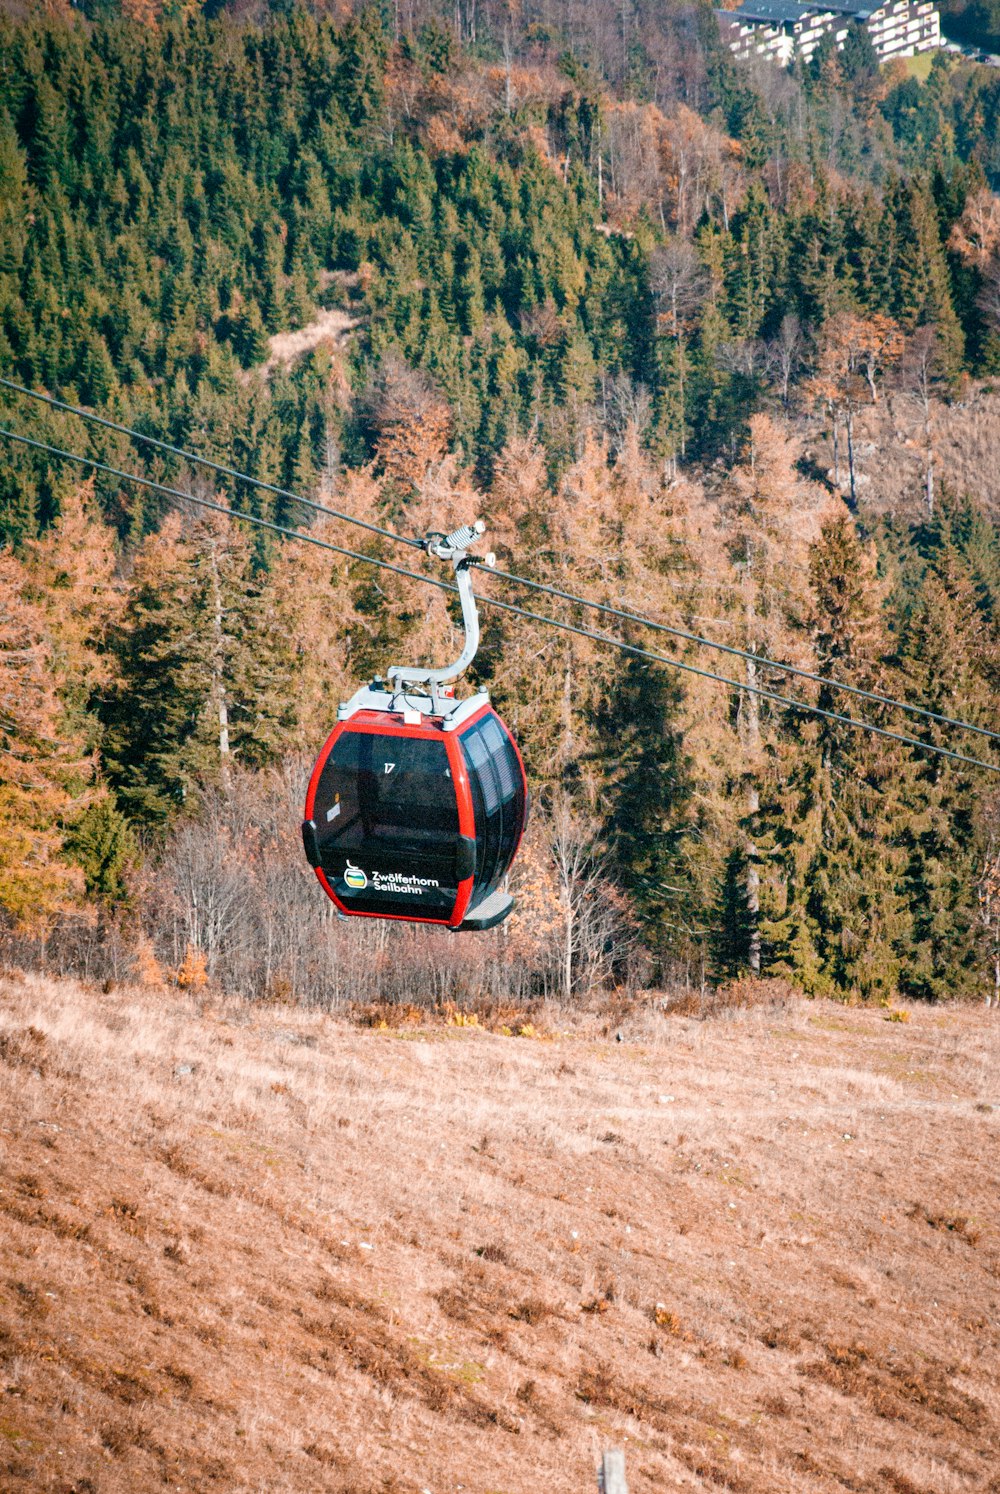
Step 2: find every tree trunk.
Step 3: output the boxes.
[503,27,513,114]
[845,407,857,510]
[677,335,687,459]
[744,656,761,977]
[208,541,232,794]
[741,577,761,976]
[564,892,574,1002]
[562,654,573,763]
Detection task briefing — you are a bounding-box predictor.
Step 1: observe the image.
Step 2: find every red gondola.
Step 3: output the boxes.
[301,523,528,931]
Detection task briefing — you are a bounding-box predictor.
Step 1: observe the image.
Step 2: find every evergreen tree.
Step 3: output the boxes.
[101,514,295,825]
[894,542,997,998]
[0,552,88,926]
[762,517,913,1000]
[595,652,698,972]
[64,795,136,907]
[884,178,964,372]
[718,415,832,974]
[711,847,754,981]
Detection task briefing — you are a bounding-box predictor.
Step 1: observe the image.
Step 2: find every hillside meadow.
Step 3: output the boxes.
[0,970,998,1493]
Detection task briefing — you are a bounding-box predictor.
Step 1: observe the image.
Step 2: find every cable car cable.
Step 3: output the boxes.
[3,375,996,750]
[0,426,452,592]
[0,375,425,552]
[474,560,1000,747]
[483,593,1000,776]
[4,423,998,779]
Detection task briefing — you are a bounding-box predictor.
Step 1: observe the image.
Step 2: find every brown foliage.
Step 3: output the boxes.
[0,552,89,927]
[367,354,452,488]
[948,188,1000,267]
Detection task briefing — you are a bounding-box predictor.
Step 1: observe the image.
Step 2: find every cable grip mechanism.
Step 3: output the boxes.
[387,519,495,715]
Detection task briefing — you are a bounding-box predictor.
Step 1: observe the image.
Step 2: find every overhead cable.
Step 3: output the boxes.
[3,375,996,748]
[0,375,423,551]
[479,562,1000,746]
[3,423,998,779]
[0,427,450,591]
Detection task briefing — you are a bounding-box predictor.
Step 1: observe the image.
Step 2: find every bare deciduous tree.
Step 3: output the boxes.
[544,795,632,1000]
[649,238,709,340]
[603,373,652,453]
[948,188,1000,268]
[715,337,767,380]
[765,312,804,408]
[896,325,947,518]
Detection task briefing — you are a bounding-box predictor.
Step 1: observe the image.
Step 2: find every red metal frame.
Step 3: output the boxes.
[304,708,477,929]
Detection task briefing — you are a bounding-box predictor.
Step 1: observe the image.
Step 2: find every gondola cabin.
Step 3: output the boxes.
[302,686,528,932]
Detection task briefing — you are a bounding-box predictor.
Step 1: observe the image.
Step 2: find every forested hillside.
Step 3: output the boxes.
[4,0,1000,1003]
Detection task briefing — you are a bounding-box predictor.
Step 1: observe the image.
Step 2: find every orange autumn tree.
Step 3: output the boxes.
[804,312,904,506]
[23,480,122,744]
[947,187,1000,269]
[368,354,453,493]
[0,552,90,927]
[269,514,362,752]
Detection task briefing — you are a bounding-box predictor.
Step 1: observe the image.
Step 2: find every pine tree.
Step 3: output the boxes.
[718,415,834,974]
[0,552,88,927]
[894,543,997,999]
[762,517,913,1001]
[0,111,30,281]
[711,848,754,980]
[100,518,206,824]
[885,178,964,373]
[595,651,697,972]
[64,795,136,908]
[101,513,295,825]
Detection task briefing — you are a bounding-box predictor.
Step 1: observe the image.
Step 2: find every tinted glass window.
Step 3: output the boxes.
[460,712,526,908]
[311,731,459,917]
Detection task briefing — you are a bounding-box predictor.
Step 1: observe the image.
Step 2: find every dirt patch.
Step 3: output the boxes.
[261,307,357,376]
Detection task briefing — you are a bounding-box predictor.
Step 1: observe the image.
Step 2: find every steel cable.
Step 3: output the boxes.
[3,374,997,747]
[3,423,998,778]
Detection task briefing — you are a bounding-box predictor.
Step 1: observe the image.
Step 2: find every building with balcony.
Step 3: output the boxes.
[715,0,941,64]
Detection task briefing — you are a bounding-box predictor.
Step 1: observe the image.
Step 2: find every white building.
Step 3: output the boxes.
[716,0,840,63]
[829,0,941,57]
[716,0,941,64]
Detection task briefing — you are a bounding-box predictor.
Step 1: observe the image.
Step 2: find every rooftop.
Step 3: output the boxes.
[726,0,827,22]
[823,0,883,14]
[724,0,884,19]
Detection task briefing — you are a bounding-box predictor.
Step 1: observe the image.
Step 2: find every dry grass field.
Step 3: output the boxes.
[1,970,998,1494]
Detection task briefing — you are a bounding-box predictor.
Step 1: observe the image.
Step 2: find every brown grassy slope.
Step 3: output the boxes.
[0,974,998,1494]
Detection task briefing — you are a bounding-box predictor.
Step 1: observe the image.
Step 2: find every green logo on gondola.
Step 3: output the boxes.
[344,862,368,890]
